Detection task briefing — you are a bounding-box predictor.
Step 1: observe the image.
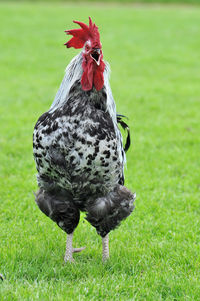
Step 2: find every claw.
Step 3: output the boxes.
[73,247,86,253]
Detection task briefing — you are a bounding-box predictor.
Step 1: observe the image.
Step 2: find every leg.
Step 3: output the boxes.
[35,188,85,262]
[64,232,74,263]
[64,232,86,263]
[86,185,136,261]
[102,234,109,262]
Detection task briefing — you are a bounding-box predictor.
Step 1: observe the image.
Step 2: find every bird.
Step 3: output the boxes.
[33,17,136,262]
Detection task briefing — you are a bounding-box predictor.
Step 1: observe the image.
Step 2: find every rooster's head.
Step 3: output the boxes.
[65,17,105,91]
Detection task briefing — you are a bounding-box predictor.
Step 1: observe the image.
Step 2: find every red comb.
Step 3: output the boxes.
[65,17,101,49]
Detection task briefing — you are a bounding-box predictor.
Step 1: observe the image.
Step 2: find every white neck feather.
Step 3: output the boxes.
[49,53,83,112]
[49,52,117,123]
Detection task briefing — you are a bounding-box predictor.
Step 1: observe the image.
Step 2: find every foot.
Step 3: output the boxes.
[64,254,75,263]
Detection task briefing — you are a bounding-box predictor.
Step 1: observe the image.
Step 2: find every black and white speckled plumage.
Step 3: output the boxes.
[33,53,135,237]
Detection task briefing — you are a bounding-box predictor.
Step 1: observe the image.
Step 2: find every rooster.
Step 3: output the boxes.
[33,17,135,262]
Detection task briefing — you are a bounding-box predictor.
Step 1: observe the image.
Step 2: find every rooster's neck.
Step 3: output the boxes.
[68,79,107,112]
[49,53,115,121]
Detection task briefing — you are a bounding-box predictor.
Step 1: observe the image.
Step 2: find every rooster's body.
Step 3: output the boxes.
[33,18,135,262]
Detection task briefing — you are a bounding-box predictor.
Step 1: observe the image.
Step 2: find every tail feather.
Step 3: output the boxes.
[117,114,131,152]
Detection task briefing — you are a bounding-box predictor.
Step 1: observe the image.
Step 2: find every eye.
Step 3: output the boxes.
[85,44,90,51]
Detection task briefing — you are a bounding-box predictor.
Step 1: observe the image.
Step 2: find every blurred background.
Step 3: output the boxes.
[1,0,200,3]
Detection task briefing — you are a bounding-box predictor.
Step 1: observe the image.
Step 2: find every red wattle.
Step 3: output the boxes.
[81,56,105,91]
[93,60,105,91]
[81,59,94,91]
[93,69,104,91]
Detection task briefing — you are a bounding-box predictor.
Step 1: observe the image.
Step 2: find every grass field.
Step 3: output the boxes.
[3,0,200,5]
[0,2,200,300]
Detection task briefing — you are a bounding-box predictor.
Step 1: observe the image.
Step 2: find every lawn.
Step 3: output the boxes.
[0,2,200,300]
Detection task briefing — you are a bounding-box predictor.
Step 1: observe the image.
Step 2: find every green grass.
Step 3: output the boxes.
[0,2,200,300]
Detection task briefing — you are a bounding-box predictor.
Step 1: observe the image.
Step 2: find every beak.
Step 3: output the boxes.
[90,49,101,66]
